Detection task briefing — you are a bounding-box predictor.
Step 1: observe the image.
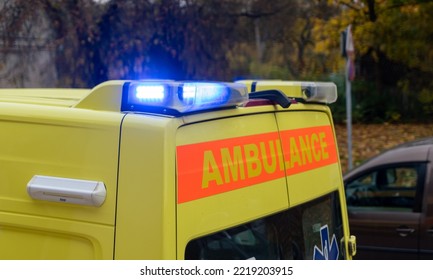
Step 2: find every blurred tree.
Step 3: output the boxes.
[97,0,154,81]
[226,0,341,80]
[1,0,432,125]
[226,0,299,79]
[0,0,56,87]
[1,0,343,86]
[324,0,433,120]
[97,0,244,81]
[40,0,103,87]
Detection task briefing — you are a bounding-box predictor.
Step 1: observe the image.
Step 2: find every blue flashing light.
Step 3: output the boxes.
[179,83,229,107]
[121,80,248,115]
[124,82,169,110]
[135,85,166,102]
[181,84,197,104]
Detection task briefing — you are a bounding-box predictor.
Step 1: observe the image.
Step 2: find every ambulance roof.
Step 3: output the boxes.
[0,80,338,114]
[0,88,89,107]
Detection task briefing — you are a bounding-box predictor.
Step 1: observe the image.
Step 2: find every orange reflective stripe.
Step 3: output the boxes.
[280,125,337,175]
[176,125,338,204]
[176,132,283,204]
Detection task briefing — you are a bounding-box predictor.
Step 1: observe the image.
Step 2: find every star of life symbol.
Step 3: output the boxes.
[313,224,339,260]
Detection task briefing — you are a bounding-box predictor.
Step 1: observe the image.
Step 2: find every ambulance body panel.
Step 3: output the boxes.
[0,80,355,259]
[275,110,342,206]
[115,114,179,259]
[0,102,121,259]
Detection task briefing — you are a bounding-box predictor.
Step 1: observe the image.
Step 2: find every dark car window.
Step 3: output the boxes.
[345,163,425,212]
[184,192,344,260]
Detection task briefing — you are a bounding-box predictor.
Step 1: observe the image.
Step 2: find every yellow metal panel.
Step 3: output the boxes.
[285,165,341,206]
[275,110,343,205]
[0,103,121,259]
[74,80,125,111]
[176,113,289,259]
[115,114,179,260]
[0,212,113,259]
[0,103,121,225]
[0,89,89,107]
[275,109,352,259]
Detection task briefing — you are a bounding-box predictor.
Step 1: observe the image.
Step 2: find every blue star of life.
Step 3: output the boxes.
[313,224,339,260]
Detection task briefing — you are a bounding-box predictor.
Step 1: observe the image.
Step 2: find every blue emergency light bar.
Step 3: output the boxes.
[121,81,248,115]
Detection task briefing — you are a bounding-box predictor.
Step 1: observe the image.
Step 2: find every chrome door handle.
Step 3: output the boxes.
[396,227,415,237]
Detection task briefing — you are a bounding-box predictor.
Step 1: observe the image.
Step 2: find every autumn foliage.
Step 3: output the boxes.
[1,0,433,122]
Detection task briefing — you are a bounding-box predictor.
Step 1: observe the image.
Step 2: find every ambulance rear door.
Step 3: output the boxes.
[274,108,346,259]
[176,111,289,259]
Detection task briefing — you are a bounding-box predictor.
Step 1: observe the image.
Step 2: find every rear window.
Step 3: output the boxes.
[184,192,344,260]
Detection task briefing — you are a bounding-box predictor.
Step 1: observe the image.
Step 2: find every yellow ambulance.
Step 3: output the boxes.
[0,79,355,259]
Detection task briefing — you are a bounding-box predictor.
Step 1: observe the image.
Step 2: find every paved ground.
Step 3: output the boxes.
[335,123,433,173]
